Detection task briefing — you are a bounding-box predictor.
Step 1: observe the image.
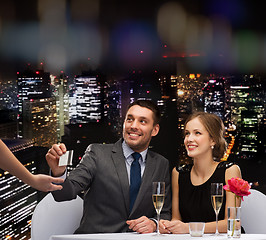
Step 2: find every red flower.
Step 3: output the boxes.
[223,177,251,201]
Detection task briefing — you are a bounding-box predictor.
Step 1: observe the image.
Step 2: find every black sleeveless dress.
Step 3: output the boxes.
[177,161,235,223]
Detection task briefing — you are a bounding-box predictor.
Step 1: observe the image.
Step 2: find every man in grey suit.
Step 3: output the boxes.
[46,100,171,234]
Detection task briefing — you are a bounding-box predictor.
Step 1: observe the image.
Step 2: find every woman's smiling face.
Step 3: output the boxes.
[184,117,215,159]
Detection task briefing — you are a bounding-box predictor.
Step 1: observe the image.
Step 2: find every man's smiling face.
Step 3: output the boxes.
[123,105,159,152]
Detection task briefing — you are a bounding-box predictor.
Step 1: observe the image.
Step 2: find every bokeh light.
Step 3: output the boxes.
[233,30,260,72]
[38,0,68,72]
[70,0,99,21]
[157,1,266,73]
[0,1,265,75]
[157,2,187,51]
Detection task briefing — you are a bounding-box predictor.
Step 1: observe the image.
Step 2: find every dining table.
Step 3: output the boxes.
[49,232,266,240]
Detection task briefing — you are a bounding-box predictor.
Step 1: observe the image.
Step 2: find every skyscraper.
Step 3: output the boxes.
[22,98,57,148]
[17,68,51,139]
[239,110,259,157]
[52,72,70,142]
[0,79,18,111]
[72,72,102,123]
[229,85,250,126]
[228,75,265,159]
[203,77,226,119]
[103,76,122,136]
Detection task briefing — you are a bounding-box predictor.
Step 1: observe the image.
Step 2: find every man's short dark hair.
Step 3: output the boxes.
[127,99,161,125]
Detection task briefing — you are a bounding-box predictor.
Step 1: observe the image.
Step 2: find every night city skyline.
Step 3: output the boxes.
[0,1,266,239]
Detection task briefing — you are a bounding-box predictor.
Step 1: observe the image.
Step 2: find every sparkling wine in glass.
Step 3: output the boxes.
[152,182,165,235]
[211,183,224,236]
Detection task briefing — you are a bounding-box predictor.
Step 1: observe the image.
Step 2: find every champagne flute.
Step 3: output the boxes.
[211,183,224,236]
[152,182,165,235]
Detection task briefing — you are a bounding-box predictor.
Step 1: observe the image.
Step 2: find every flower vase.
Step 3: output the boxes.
[227,207,241,238]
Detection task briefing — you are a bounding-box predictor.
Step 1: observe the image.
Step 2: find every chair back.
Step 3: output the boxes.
[31,193,83,240]
[241,188,266,233]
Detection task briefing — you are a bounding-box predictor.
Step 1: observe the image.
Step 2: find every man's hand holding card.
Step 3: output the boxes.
[59,150,74,167]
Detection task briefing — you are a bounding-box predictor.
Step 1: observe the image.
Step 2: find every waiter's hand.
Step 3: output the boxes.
[46,143,67,177]
[30,174,64,192]
[126,216,156,233]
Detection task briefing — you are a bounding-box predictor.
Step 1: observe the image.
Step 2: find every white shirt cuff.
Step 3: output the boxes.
[50,169,67,180]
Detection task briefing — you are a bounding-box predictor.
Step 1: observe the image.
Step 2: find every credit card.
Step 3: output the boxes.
[58,150,73,166]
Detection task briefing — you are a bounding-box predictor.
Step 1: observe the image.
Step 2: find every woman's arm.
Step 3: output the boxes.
[160,168,189,234]
[171,168,182,220]
[204,164,242,233]
[0,140,64,192]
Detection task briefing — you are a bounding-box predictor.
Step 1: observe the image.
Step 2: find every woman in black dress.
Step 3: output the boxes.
[160,112,241,234]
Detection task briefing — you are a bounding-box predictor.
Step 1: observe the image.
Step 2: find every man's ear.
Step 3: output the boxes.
[151,124,160,137]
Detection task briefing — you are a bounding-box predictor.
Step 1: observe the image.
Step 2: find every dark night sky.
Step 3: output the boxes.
[0,0,265,79]
[9,0,264,32]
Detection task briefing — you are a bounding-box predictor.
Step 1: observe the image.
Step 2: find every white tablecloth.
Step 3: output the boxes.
[49,232,266,240]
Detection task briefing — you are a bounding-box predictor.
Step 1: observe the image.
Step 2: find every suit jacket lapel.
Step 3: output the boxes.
[111,139,130,214]
[130,151,156,214]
